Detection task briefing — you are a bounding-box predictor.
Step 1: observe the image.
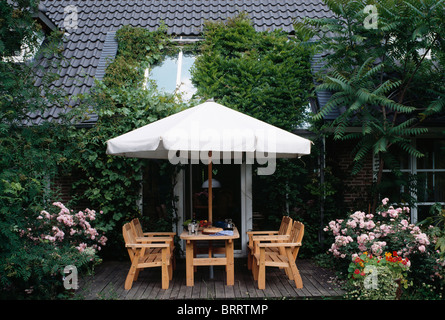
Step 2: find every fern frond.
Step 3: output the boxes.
[373,137,389,154]
[313,92,350,121]
[398,140,425,158]
[373,79,402,96]
[423,96,445,116]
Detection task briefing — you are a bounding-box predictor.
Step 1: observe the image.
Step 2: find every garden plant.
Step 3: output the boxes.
[323,198,445,299]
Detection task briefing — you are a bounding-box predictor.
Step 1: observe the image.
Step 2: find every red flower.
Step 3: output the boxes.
[393,251,398,257]
[354,269,360,275]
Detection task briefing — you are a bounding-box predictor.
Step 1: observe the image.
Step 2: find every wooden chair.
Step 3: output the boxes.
[122,222,174,290]
[130,218,176,269]
[131,218,176,240]
[251,221,304,290]
[246,216,293,270]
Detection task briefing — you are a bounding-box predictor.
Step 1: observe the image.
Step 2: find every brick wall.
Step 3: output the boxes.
[51,172,91,210]
[325,137,374,212]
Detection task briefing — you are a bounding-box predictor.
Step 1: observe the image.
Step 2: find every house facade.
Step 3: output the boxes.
[30,1,444,255]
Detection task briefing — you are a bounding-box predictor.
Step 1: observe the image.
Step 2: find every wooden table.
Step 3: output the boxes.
[180,228,239,286]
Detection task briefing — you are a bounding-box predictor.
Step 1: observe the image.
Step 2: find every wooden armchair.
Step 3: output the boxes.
[122,222,174,290]
[131,218,176,241]
[246,216,293,270]
[251,221,304,290]
[130,218,176,269]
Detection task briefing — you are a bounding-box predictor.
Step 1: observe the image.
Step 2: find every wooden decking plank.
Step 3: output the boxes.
[308,261,345,296]
[79,261,120,299]
[77,258,344,300]
[93,262,126,299]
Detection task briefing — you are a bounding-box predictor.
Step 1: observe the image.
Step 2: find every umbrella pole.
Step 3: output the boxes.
[208,151,214,279]
[208,151,212,225]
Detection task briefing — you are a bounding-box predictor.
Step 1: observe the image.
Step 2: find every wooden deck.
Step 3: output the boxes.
[76,258,345,300]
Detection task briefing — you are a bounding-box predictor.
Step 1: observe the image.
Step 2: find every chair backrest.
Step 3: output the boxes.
[123,222,138,260]
[123,222,137,244]
[278,216,293,235]
[131,218,144,238]
[288,221,304,259]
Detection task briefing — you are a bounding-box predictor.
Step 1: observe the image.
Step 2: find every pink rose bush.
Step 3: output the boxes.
[324,198,445,298]
[324,198,431,260]
[21,202,107,258]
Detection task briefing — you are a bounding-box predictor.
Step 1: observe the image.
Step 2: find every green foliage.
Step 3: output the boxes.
[419,203,445,257]
[191,14,330,256]
[323,198,445,299]
[0,0,81,299]
[345,252,411,300]
[0,0,41,59]
[299,0,445,208]
[192,13,314,131]
[103,24,175,89]
[60,26,186,259]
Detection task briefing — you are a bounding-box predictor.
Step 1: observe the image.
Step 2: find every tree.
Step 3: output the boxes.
[296,0,445,210]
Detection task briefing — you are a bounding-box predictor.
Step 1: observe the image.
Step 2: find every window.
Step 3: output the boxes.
[376,138,445,223]
[5,31,45,63]
[144,48,197,101]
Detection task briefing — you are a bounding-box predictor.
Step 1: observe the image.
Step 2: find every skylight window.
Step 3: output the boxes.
[144,49,197,101]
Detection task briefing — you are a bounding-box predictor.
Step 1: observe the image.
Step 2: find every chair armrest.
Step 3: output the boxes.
[143,232,176,236]
[126,243,170,248]
[136,237,173,243]
[252,235,290,242]
[258,242,301,248]
[246,231,278,236]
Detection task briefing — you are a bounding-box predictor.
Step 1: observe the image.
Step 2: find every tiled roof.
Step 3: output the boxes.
[29,0,334,124]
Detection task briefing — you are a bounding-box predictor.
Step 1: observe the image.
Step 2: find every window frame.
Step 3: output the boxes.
[143,36,201,101]
[375,137,445,223]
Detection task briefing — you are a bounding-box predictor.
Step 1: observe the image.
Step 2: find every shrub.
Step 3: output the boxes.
[1,202,106,299]
[345,252,411,300]
[323,198,445,299]
[21,202,107,255]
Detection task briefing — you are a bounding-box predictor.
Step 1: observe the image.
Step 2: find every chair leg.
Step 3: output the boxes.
[252,255,258,280]
[286,249,303,289]
[168,258,173,281]
[258,248,266,290]
[125,263,138,290]
[247,248,252,270]
[161,249,170,289]
[134,269,140,281]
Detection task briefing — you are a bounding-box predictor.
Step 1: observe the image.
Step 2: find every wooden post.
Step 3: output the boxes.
[208,151,212,225]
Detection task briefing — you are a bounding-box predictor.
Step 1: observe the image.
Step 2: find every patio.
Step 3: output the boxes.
[76,258,345,300]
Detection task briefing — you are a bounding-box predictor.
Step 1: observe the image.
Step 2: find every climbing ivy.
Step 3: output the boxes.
[191,15,315,213]
[191,14,314,131]
[60,25,186,258]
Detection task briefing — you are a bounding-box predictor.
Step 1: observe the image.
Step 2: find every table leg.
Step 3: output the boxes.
[225,239,234,286]
[186,240,194,286]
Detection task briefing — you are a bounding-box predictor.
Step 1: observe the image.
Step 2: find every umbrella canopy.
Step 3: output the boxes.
[106,100,311,159]
[106,100,312,223]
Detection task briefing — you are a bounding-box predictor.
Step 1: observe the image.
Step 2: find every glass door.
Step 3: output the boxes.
[184,163,242,251]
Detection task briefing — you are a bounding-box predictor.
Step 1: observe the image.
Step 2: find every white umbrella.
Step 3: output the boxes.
[106,100,312,223]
